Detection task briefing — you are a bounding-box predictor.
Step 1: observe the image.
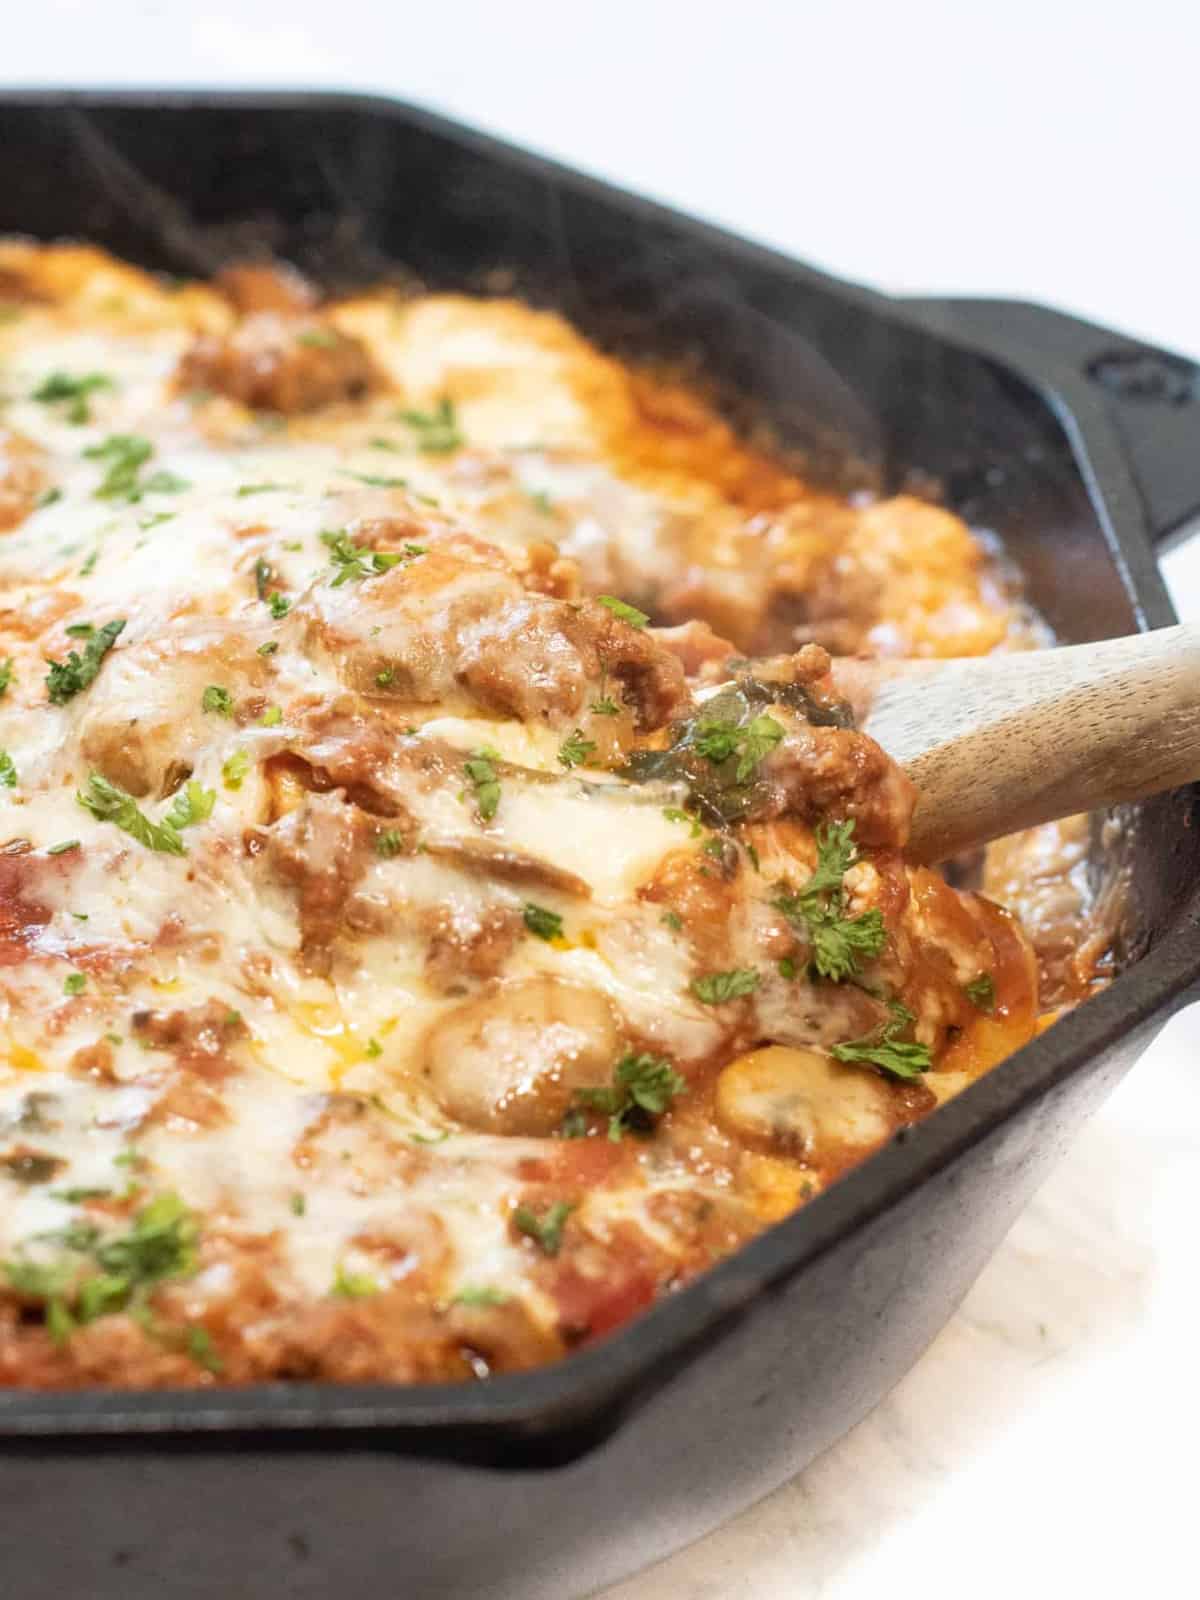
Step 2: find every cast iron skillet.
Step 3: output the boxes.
[0,92,1199,1600]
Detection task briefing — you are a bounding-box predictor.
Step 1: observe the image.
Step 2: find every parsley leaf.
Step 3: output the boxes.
[236,482,292,497]
[513,1200,574,1257]
[772,820,887,983]
[557,729,596,770]
[267,592,291,619]
[663,806,703,837]
[320,528,422,586]
[596,594,649,628]
[186,1325,223,1373]
[0,751,15,788]
[523,903,564,942]
[375,830,404,858]
[164,780,216,830]
[0,658,12,698]
[201,685,233,716]
[45,618,125,704]
[331,1263,379,1299]
[398,396,463,454]
[222,749,251,790]
[63,972,86,996]
[568,1051,686,1141]
[452,1285,510,1307]
[694,709,784,783]
[964,973,996,1013]
[691,968,760,1004]
[341,470,408,489]
[592,696,621,717]
[832,1009,933,1081]
[83,434,153,501]
[77,773,186,855]
[3,1190,201,1338]
[33,371,113,424]
[464,746,501,822]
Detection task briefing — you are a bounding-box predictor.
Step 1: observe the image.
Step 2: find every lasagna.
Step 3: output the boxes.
[0,245,1047,1388]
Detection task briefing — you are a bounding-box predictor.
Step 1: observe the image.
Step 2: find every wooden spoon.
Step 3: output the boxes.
[832,623,1200,863]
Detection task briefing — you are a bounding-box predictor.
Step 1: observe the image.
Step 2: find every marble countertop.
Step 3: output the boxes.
[5,7,1199,1595]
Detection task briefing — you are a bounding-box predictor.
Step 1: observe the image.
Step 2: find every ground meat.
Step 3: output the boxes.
[423,899,525,992]
[130,999,245,1078]
[213,261,318,314]
[757,720,916,847]
[262,792,375,971]
[298,543,688,731]
[177,311,379,413]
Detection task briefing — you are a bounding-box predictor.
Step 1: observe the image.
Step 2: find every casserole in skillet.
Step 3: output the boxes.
[0,93,1198,1600]
[0,241,1068,1387]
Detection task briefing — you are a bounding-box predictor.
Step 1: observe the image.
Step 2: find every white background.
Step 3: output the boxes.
[5,6,1199,1597]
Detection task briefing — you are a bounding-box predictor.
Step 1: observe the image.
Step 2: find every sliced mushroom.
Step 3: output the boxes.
[714,1044,894,1157]
[422,975,619,1136]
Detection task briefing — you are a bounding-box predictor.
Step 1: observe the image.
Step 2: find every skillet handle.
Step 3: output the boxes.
[903,296,1200,548]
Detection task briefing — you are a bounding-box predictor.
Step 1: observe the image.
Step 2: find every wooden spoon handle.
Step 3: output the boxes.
[834,623,1200,863]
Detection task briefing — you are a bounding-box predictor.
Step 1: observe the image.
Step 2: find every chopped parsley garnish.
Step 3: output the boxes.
[46,839,80,856]
[236,482,292,497]
[297,327,340,349]
[137,511,175,530]
[141,469,190,495]
[63,972,86,997]
[964,973,996,1013]
[778,956,797,980]
[596,594,649,628]
[32,370,113,424]
[290,1193,306,1216]
[398,396,463,454]
[331,1263,379,1299]
[83,434,154,501]
[164,780,216,829]
[691,968,760,1005]
[186,1325,223,1373]
[523,902,564,942]
[513,1200,574,1257]
[375,666,395,688]
[557,729,596,770]
[591,695,621,717]
[662,806,703,837]
[320,528,423,585]
[452,1285,510,1307]
[267,592,291,619]
[45,617,125,704]
[222,749,252,790]
[464,746,501,822]
[694,710,784,783]
[253,555,274,600]
[772,820,886,983]
[0,658,12,698]
[567,1051,686,1141]
[528,490,554,515]
[341,470,408,489]
[661,910,683,932]
[365,1038,383,1059]
[832,1006,933,1081]
[201,685,233,716]
[78,772,209,855]
[37,486,63,508]
[2,1189,200,1340]
[257,640,279,657]
[0,751,15,788]
[375,830,404,858]
[260,706,283,728]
